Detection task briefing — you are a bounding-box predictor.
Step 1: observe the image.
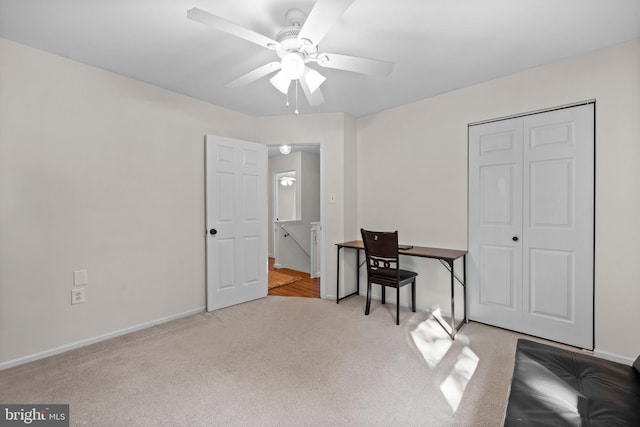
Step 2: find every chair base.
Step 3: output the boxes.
[365,280,416,325]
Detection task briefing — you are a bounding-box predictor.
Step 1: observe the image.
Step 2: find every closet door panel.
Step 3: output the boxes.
[468,118,523,330]
[479,245,517,309]
[528,248,574,320]
[522,104,594,349]
[529,159,573,228]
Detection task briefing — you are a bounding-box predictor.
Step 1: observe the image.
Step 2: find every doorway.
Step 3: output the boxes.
[267,142,323,298]
[267,257,320,297]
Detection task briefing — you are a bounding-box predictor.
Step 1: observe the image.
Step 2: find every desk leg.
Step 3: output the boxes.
[449,259,456,339]
[336,246,342,304]
[336,246,360,303]
[434,257,467,339]
[463,254,467,323]
[356,249,360,296]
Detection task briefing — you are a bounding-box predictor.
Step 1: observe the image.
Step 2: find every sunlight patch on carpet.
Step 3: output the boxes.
[440,346,479,412]
[410,316,452,368]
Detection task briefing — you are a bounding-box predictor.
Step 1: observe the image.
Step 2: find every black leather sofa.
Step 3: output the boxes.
[504,339,640,426]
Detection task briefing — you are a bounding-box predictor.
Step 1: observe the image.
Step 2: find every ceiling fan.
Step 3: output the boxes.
[186,0,394,111]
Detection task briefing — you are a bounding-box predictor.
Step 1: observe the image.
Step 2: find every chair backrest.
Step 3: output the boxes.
[361,229,400,279]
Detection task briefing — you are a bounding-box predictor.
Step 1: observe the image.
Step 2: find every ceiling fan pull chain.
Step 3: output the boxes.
[295,80,299,115]
[285,87,290,108]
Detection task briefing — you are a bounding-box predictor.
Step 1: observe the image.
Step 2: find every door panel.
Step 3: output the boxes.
[218,238,235,289]
[528,248,573,320]
[479,245,516,307]
[480,164,515,225]
[529,121,575,149]
[522,105,593,348]
[469,118,522,328]
[530,159,573,227]
[244,236,260,283]
[206,135,268,311]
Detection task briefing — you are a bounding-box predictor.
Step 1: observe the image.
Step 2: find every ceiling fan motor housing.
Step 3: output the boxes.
[275,9,317,58]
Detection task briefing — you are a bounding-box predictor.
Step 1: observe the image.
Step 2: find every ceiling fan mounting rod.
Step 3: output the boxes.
[285,8,307,27]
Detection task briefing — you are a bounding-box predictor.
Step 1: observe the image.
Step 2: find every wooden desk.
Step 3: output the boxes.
[336,240,468,339]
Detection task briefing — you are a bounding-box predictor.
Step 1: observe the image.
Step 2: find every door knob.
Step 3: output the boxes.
[209,229,218,235]
[512,236,519,242]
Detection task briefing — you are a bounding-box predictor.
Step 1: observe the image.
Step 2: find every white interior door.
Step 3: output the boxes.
[468,118,523,330]
[468,104,594,349]
[205,135,268,311]
[521,105,594,348]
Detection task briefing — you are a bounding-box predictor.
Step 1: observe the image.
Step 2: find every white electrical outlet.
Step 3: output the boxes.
[71,288,86,305]
[73,270,88,286]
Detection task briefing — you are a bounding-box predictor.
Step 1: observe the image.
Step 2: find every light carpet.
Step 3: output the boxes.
[0,296,526,426]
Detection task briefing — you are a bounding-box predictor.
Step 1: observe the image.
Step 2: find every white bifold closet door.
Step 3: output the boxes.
[468,104,594,349]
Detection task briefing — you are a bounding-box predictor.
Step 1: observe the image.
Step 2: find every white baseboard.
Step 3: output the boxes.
[594,348,636,366]
[0,307,205,371]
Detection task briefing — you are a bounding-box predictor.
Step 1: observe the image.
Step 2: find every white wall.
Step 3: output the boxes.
[301,151,321,231]
[356,38,640,361]
[0,38,256,366]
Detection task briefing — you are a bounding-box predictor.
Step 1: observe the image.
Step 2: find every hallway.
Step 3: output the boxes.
[268,258,320,298]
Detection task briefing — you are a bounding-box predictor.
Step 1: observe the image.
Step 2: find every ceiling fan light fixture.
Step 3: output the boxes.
[269,70,291,94]
[304,68,326,94]
[281,52,305,80]
[280,176,296,186]
[279,144,292,155]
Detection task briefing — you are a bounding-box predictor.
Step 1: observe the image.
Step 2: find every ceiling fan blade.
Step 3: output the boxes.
[187,8,278,50]
[226,62,281,88]
[299,78,325,106]
[317,53,394,76]
[298,0,357,46]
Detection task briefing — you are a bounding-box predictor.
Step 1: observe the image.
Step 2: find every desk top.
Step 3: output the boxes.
[336,240,467,261]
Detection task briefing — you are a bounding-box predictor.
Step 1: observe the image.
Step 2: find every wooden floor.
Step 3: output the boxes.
[268,258,320,298]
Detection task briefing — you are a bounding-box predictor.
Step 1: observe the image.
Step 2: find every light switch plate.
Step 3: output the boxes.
[73,270,88,286]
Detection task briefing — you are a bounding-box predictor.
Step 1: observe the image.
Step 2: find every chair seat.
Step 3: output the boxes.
[398,269,418,280]
[370,269,418,287]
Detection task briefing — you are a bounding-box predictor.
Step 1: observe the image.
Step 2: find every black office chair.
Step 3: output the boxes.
[360,229,417,325]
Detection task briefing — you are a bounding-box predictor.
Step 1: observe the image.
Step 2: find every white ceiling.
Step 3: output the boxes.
[1,0,639,117]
